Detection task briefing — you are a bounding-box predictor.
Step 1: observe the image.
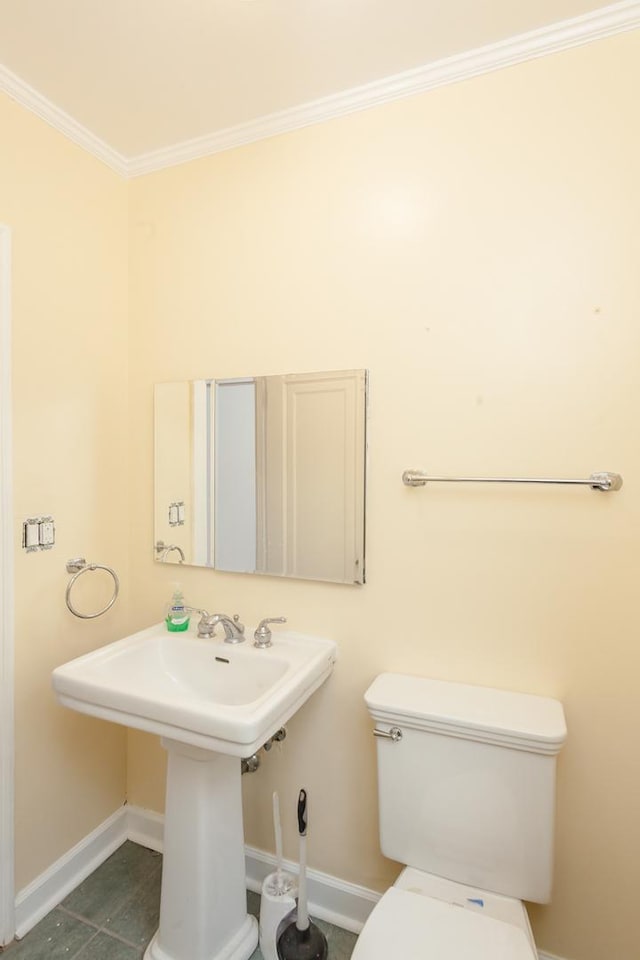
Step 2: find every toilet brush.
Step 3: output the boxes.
[259,792,297,960]
[277,789,328,960]
[272,790,292,893]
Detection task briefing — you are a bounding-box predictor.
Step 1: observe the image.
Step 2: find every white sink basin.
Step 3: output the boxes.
[52,622,337,756]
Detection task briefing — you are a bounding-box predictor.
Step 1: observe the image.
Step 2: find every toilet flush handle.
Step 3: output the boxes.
[373,726,403,742]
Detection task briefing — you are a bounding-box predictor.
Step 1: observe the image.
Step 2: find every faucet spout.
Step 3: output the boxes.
[207,613,246,643]
[189,611,245,642]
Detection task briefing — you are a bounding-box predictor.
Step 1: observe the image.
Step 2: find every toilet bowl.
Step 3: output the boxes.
[355,673,567,960]
[351,868,536,960]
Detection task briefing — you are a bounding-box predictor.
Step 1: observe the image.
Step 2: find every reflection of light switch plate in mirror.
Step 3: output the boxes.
[168,501,185,526]
[154,370,367,584]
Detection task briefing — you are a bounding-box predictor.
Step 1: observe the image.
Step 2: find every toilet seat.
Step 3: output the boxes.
[351,887,536,960]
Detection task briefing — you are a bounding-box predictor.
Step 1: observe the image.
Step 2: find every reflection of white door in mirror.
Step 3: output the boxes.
[214,379,257,573]
[154,369,367,585]
[279,371,364,583]
[191,379,214,566]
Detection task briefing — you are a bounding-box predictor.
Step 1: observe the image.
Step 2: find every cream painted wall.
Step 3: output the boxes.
[0,92,130,889]
[127,32,640,960]
[2,21,637,960]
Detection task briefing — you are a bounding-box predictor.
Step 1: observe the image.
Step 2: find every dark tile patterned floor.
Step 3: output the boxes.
[2,842,358,959]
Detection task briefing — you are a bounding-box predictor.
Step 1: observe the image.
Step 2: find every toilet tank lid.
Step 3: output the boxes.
[365,674,567,755]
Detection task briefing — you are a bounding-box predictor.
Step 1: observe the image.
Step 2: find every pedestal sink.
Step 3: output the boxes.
[52,622,337,960]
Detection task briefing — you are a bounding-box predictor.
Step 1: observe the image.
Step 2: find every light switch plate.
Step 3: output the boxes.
[22,518,40,552]
[39,518,55,548]
[22,515,56,551]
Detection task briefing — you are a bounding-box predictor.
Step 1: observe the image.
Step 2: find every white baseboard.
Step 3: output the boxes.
[14,806,128,938]
[243,843,380,934]
[125,803,164,854]
[14,802,571,959]
[125,803,379,935]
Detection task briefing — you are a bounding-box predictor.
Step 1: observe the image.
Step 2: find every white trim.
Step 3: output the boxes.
[0,63,128,177]
[122,807,573,954]
[1,2,639,178]
[126,804,164,854]
[124,804,378,934]
[13,803,572,959]
[126,0,640,177]
[14,806,128,939]
[0,225,14,947]
[13,803,379,939]
[243,844,379,935]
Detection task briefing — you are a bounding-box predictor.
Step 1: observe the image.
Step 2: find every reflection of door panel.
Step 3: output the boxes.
[282,371,365,583]
[192,380,214,566]
[260,377,285,575]
[214,380,257,572]
[254,377,269,574]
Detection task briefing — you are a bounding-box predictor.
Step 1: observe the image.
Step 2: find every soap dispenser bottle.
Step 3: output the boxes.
[166,585,190,632]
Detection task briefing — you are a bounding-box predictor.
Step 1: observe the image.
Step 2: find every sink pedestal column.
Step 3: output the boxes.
[144,739,258,960]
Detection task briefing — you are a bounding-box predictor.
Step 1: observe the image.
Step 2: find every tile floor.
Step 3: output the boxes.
[2,841,358,959]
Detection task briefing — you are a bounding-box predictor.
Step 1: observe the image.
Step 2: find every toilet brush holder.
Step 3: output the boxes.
[259,871,298,960]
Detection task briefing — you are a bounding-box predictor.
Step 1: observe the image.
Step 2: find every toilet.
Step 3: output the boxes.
[352,672,567,960]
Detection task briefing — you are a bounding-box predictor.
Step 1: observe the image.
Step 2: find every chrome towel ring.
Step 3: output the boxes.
[65,557,120,619]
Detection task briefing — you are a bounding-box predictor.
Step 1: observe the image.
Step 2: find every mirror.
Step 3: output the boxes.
[154,369,367,584]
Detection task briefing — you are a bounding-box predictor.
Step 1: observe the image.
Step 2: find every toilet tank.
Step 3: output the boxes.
[365,674,566,904]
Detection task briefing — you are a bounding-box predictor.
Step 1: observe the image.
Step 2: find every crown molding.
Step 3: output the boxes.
[0,63,128,177]
[126,0,640,177]
[1,1,639,178]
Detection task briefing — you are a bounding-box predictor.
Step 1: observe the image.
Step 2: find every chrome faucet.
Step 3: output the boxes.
[188,608,245,643]
[155,540,185,563]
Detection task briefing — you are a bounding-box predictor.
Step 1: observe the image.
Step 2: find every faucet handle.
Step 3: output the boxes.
[189,609,214,638]
[253,617,287,648]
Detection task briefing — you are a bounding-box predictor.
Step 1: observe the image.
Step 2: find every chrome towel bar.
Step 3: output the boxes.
[402,470,623,492]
